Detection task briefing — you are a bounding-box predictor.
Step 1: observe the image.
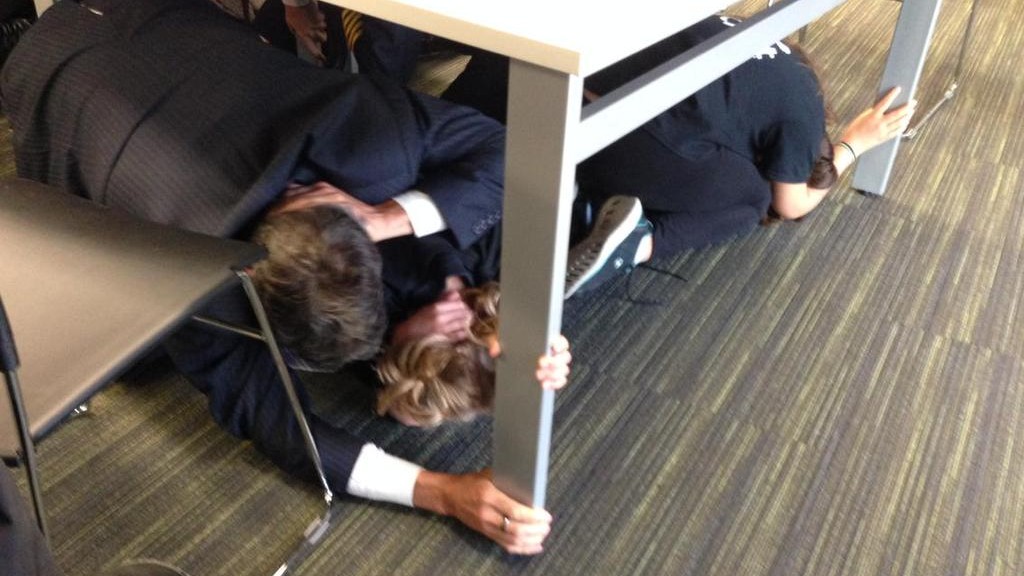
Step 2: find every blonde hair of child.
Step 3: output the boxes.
[375,282,500,427]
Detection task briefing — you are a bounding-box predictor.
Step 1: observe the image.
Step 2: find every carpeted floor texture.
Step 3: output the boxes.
[3,0,1023,574]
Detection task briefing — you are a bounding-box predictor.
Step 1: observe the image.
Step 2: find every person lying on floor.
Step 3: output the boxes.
[269,182,573,429]
[1,0,557,553]
[440,15,917,298]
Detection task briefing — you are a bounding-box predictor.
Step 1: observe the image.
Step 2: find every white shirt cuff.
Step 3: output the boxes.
[392,190,448,237]
[282,0,311,7]
[345,443,423,507]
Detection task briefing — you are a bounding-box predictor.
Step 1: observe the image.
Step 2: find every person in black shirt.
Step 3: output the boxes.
[440,15,917,298]
[565,15,917,296]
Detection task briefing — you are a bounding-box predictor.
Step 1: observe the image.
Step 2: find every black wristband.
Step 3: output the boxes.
[839,141,858,161]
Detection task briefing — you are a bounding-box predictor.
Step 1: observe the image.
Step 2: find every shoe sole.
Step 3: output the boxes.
[564,196,643,299]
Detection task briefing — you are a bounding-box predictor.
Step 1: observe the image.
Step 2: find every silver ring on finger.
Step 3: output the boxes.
[502,515,511,533]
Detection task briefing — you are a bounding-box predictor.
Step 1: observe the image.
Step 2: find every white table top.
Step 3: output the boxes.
[324,0,733,75]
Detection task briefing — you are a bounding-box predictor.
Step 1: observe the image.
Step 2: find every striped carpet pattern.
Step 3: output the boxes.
[3,0,1024,573]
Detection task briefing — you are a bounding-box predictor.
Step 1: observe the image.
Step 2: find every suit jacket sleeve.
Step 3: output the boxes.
[162,294,365,494]
[406,91,506,249]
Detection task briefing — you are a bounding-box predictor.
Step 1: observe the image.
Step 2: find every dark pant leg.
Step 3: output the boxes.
[254,0,347,69]
[0,466,60,576]
[353,15,424,84]
[642,204,765,257]
[578,126,771,258]
[440,49,509,123]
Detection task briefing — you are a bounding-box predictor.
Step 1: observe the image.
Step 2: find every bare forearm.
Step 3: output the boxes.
[774,92,915,219]
[412,469,452,515]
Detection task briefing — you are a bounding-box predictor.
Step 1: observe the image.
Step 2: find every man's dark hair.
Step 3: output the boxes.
[251,205,386,370]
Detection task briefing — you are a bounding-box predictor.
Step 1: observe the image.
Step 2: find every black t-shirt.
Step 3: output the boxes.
[586,15,826,184]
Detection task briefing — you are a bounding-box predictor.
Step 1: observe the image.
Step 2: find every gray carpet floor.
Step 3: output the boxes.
[3,0,1024,574]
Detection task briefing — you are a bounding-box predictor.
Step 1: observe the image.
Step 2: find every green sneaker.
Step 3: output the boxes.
[564,196,651,299]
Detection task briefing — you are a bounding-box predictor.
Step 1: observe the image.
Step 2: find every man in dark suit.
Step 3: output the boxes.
[0,0,552,553]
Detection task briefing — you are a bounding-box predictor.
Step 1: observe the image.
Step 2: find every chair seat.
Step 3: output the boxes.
[0,178,266,456]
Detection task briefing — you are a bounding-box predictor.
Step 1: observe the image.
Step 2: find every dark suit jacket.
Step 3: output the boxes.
[379,222,502,333]
[0,0,506,492]
[1,0,504,247]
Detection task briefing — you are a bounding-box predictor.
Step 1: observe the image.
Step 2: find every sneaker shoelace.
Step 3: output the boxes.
[623,262,688,306]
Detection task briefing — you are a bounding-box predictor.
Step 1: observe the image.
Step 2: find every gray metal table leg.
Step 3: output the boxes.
[491,60,582,507]
[853,0,944,196]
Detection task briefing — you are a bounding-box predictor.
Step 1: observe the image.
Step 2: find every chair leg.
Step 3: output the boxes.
[234,271,335,507]
[68,402,90,419]
[270,505,341,576]
[195,275,340,574]
[103,559,193,576]
[4,369,50,541]
[903,0,980,139]
[234,271,341,575]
